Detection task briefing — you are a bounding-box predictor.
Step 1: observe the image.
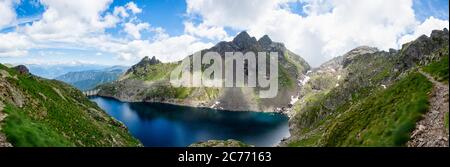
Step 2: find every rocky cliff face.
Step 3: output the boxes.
[125,56,161,77]
[282,28,449,147]
[98,31,310,112]
[0,64,140,146]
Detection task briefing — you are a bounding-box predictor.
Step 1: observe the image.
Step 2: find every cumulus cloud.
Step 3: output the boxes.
[0,0,213,64]
[187,0,292,29]
[2,0,449,67]
[77,34,212,62]
[126,2,142,14]
[123,21,171,40]
[114,35,214,61]
[0,0,17,29]
[113,6,129,18]
[124,22,150,39]
[22,0,116,41]
[187,0,449,67]
[0,32,31,57]
[184,22,229,40]
[301,0,333,15]
[398,16,449,45]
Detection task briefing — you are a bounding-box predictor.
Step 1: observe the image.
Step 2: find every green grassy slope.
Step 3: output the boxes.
[289,72,432,146]
[286,29,448,147]
[126,63,178,81]
[0,64,140,147]
[422,47,449,83]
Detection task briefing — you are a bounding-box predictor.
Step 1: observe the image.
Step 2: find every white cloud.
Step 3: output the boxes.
[124,22,150,39]
[112,2,142,19]
[135,35,214,62]
[184,22,229,40]
[0,0,17,29]
[300,0,333,16]
[151,27,170,41]
[113,6,129,18]
[2,0,448,67]
[0,0,213,64]
[187,0,293,29]
[398,16,449,45]
[126,2,142,14]
[84,35,213,62]
[187,0,449,67]
[0,32,31,57]
[23,0,116,41]
[110,35,213,62]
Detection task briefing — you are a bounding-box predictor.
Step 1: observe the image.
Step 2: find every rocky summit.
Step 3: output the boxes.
[98,31,310,112]
[13,65,29,75]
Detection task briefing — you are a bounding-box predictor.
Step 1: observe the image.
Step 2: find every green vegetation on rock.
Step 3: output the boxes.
[422,51,449,83]
[286,29,449,147]
[98,32,310,112]
[127,63,178,81]
[289,72,432,146]
[0,64,140,147]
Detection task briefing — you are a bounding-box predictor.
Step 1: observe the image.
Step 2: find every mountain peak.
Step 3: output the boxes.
[232,31,258,48]
[140,56,161,65]
[233,31,251,41]
[13,65,29,75]
[258,35,273,47]
[430,28,449,40]
[348,46,379,55]
[342,46,379,68]
[125,56,161,75]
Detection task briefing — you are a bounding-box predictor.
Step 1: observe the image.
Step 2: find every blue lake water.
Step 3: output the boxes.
[90,96,290,147]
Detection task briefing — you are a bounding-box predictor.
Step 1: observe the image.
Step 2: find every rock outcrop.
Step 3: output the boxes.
[13,65,29,75]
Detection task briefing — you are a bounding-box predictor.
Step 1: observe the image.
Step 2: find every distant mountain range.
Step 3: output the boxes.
[55,66,128,91]
[26,64,110,79]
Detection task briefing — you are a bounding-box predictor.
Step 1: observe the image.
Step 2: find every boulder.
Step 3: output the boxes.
[13,65,29,75]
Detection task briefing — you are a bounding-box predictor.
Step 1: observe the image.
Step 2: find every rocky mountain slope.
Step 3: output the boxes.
[0,64,140,147]
[282,28,449,147]
[98,31,310,112]
[55,66,127,91]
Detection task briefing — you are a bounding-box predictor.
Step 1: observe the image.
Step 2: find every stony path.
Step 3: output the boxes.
[408,70,449,147]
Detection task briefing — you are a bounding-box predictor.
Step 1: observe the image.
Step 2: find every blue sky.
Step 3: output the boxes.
[0,0,449,67]
[413,0,449,21]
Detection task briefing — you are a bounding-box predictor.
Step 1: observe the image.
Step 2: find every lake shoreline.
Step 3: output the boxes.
[93,94,291,115]
[89,96,291,147]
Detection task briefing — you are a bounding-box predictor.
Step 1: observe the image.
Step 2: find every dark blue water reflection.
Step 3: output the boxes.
[90,96,290,147]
